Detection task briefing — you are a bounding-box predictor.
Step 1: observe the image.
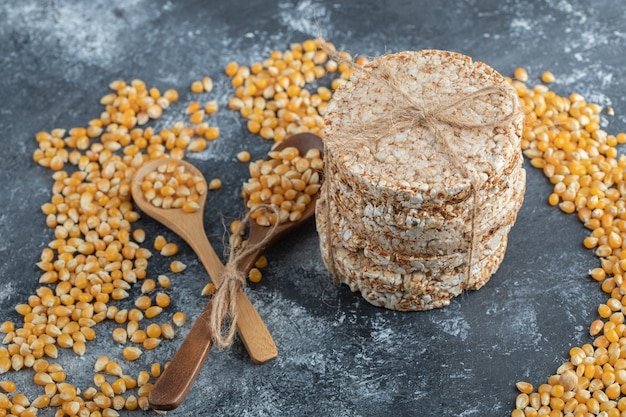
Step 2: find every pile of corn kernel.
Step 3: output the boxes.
[225,38,367,142]
[510,68,626,417]
[241,146,323,226]
[0,77,228,416]
[140,160,208,213]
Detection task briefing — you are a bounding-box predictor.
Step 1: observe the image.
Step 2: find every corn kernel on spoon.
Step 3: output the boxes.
[130,158,277,411]
[237,132,324,277]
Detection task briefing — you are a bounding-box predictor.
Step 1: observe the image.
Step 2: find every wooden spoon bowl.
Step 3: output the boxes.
[238,132,325,275]
[130,158,277,411]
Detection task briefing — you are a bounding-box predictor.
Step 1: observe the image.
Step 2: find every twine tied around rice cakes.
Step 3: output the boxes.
[206,204,279,350]
[318,37,521,288]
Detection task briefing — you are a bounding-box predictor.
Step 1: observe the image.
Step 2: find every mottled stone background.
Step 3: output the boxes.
[0,1,624,416]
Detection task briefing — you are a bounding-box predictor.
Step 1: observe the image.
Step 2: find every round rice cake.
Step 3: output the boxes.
[316,49,525,310]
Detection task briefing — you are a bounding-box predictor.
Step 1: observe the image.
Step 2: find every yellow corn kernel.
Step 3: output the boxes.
[150,362,162,378]
[73,341,86,356]
[130,329,147,344]
[112,394,126,410]
[105,361,123,377]
[208,178,222,190]
[154,235,167,251]
[248,268,262,283]
[161,323,175,340]
[237,151,251,163]
[141,279,156,294]
[188,138,207,153]
[513,67,529,82]
[31,394,50,409]
[204,100,218,114]
[515,380,533,395]
[225,61,239,76]
[131,229,145,243]
[191,81,204,93]
[204,126,220,140]
[247,120,261,134]
[146,323,162,339]
[590,319,604,336]
[0,392,9,408]
[541,71,555,83]
[143,338,161,350]
[162,89,178,102]
[136,371,150,388]
[112,328,128,344]
[590,268,606,282]
[172,311,187,327]
[255,255,268,269]
[0,380,16,393]
[190,110,205,125]
[94,355,110,372]
[599,303,612,318]
[125,395,139,411]
[170,261,187,273]
[160,242,178,257]
[0,321,14,334]
[135,295,152,310]
[158,274,171,288]
[583,236,599,249]
[144,306,163,319]
[123,346,143,361]
[201,282,215,296]
[155,292,171,308]
[33,372,54,385]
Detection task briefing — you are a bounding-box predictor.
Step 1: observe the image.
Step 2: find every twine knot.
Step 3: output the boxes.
[208,204,279,350]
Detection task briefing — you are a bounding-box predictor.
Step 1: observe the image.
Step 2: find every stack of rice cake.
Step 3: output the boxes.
[316,49,525,311]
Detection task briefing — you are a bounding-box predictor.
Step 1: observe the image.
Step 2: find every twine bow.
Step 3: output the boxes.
[208,204,279,350]
[318,38,521,288]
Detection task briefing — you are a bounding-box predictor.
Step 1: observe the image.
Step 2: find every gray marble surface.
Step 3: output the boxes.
[0,0,624,416]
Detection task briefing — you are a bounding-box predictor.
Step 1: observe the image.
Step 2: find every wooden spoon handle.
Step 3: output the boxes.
[235,289,276,363]
[179,217,278,363]
[149,300,214,411]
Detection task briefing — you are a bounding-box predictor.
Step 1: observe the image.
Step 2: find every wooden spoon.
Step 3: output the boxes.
[237,132,325,276]
[130,158,277,411]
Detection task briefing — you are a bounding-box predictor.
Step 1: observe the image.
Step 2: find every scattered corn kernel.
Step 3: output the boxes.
[123,346,143,361]
[204,100,218,114]
[172,311,187,327]
[170,260,187,273]
[155,292,171,308]
[208,178,222,190]
[541,71,555,83]
[225,39,365,141]
[513,67,529,82]
[190,81,204,93]
[237,151,251,163]
[112,328,128,344]
[144,306,163,319]
[201,282,215,296]
[255,255,268,269]
[509,72,626,417]
[158,274,171,288]
[160,242,179,257]
[248,268,262,283]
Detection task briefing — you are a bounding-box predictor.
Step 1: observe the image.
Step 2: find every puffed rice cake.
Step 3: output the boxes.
[316,49,525,311]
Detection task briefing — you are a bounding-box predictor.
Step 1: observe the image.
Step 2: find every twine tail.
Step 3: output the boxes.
[208,265,244,350]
